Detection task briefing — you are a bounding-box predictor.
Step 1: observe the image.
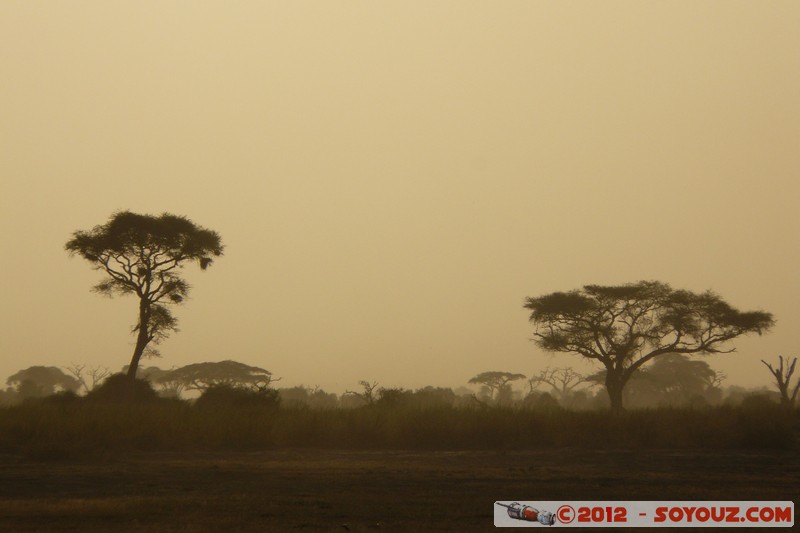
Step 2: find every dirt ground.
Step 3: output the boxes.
[0,449,797,532]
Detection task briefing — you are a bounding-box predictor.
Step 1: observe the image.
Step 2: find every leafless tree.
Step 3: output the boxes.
[345,380,380,405]
[66,364,112,394]
[528,367,592,403]
[761,356,800,409]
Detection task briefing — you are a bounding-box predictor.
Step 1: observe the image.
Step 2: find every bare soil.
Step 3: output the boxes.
[0,449,797,532]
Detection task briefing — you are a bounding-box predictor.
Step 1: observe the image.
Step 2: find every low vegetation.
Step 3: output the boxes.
[0,378,796,460]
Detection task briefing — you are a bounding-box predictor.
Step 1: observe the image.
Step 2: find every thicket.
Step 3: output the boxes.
[0,381,796,460]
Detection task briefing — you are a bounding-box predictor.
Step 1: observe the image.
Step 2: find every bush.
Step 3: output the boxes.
[86,374,160,403]
[520,391,562,411]
[39,390,82,405]
[195,384,280,410]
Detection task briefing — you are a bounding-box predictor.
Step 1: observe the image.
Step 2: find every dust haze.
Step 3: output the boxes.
[1,1,798,393]
[0,2,799,530]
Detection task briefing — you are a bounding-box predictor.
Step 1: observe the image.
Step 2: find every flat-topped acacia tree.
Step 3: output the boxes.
[524,281,773,413]
[468,371,526,404]
[66,211,223,380]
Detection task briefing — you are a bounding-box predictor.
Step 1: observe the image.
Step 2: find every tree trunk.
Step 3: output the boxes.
[605,371,626,414]
[127,298,151,380]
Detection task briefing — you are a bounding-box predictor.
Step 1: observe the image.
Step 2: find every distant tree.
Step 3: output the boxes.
[524,281,773,412]
[644,354,721,402]
[65,211,223,380]
[123,365,186,397]
[163,360,279,393]
[588,354,724,408]
[761,356,800,409]
[520,391,562,411]
[344,380,380,406]
[6,366,80,398]
[278,385,338,409]
[339,392,368,409]
[376,387,413,408]
[411,386,457,408]
[468,371,526,405]
[277,385,310,408]
[721,385,777,407]
[305,386,339,409]
[528,367,592,405]
[0,387,19,406]
[65,364,111,394]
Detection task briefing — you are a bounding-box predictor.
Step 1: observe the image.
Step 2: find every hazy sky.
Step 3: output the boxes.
[1,1,798,394]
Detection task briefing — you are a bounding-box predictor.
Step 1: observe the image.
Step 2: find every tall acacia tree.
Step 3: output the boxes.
[66,211,223,379]
[524,281,773,413]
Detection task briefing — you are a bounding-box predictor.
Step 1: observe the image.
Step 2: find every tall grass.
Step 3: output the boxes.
[0,397,796,459]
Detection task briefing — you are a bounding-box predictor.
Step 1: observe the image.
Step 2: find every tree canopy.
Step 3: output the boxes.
[65,211,223,379]
[524,280,773,412]
[468,371,526,405]
[6,366,81,397]
[528,367,592,403]
[162,360,278,392]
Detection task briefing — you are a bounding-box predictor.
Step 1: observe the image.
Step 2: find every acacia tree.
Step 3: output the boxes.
[163,360,279,392]
[524,281,773,413]
[6,366,80,397]
[66,211,223,379]
[468,371,526,404]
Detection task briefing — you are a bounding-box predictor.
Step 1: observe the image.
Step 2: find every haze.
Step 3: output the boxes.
[1,1,798,393]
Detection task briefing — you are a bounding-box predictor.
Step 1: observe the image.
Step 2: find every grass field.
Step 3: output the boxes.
[1,396,797,531]
[0,448,797,532]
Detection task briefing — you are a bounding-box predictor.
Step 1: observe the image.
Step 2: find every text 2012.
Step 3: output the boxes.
[577,506,627,523]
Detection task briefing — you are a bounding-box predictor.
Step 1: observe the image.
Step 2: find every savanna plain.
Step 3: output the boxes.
[1,400,797,532]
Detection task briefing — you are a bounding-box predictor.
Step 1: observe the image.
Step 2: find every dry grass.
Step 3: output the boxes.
[0,399,796,458]
[0,449,797,532]
[1,397,797,529]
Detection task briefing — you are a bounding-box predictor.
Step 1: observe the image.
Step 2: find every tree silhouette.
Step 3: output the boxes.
[528,367,592,406]
[65,211,223,379]
[122,365,186,397]
[761,355,800,409]
[642,354,719,400]
[468,371,526,405]
[66,364,111,394]
[6,366,80,397]
[344,380,380,406]
[524,281,773,413]
[278,385,339,409]
[587,354,724,408]
[162,360,278,392]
